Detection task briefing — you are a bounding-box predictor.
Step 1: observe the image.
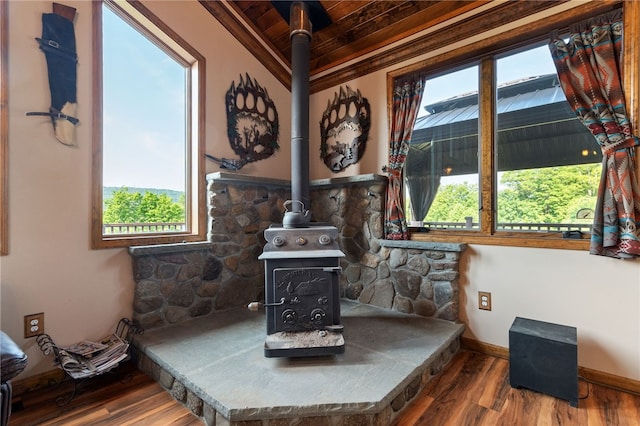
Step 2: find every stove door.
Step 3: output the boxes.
[269,267,339,333]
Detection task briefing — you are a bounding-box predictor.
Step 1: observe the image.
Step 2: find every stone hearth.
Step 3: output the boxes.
[132,300,464,426]
[127,173,468,425]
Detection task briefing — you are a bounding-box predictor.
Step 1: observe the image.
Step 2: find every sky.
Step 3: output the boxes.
[102,5,186,191]
[418,44,558,118]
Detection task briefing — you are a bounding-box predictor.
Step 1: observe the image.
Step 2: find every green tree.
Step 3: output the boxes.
[423,164,600,224]
[497,164,599,223]
[425,182,479,222]
[104,188,185,224]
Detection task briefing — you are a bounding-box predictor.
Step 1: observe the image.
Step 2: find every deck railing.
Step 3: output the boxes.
[104,221,592,235]
[419,221,592,233]
[103,222,186,235]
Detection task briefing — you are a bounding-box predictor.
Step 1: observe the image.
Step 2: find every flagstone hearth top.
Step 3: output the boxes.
[132,300,464,423]
[206,171,385,188]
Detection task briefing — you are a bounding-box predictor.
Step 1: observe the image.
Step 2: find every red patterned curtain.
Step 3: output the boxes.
[384,75,426,239]
[549,12,640,259]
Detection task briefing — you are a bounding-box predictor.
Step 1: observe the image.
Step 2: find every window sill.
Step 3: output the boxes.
[128,241,212,257]
[93,233,206,250]
[410,230,590,251]
[380,239,467,253]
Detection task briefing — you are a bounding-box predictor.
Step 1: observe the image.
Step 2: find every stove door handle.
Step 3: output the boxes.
[247,298,286,311]
[322,267,341,273]
[264,298,286,307]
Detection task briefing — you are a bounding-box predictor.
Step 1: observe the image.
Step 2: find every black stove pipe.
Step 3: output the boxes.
[283,1,311,228]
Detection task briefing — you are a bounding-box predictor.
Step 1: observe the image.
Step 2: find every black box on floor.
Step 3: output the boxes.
[509,317,578,407]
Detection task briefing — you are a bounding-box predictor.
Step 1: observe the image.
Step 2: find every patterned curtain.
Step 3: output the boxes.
[549,12,640,259]
[384,75,426,239]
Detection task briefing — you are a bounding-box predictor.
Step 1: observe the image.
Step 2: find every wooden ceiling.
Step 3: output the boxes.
[224,1,489,77]
[199,0,493,90]
[198,1,619,93]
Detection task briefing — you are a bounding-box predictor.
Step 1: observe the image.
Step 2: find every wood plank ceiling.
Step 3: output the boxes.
[225,1,488,76]
[199,0,491,90]
[198,1,619,93]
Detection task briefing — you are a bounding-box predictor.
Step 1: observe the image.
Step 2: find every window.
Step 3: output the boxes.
[494,47,600,233]
[92,1,205,248]
[405,65,480,229]
[402,40,605,248]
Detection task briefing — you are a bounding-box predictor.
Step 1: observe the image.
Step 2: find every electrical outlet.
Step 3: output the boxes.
[24,312,45,338]
[478,292,492,311]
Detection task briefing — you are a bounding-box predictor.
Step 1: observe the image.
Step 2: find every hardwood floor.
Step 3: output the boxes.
[395,350,640,426]
[9,351,640,425]
[9,364,202,425]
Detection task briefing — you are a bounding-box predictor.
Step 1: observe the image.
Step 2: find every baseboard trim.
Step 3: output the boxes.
[578,366,640,395]
[10,369,66,398]
[461,337,640,395]
[461,337,509,359]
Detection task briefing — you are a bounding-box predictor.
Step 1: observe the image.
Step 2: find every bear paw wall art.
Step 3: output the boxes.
[224,73,280,167]
[320,86,370,173]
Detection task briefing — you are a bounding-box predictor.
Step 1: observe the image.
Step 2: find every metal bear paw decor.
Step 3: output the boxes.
[225,73,280,166]
[320,85,370,173]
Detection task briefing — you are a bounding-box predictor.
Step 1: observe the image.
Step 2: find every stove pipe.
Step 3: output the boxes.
[283,1,311,229]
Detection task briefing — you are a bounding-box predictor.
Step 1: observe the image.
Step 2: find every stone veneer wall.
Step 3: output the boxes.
[128,174,291,329]
[128,172,466,330]
[129,242,226,329]
[309,175,466,321]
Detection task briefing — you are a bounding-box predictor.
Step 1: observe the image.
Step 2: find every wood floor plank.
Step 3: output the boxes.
[10,367,203,426]
[620,390,640,424]
[15,374,159,425]
[584,386,609,426]
[422,350,486,402]
[40,408,112,426]
[101,381,171,413]
[493,386,544,425]
[397,393,435,426]
[586,384,640,426]
[488,366,513,413]
[119,400,199,425]
[476,356,509,409]
[90,392,184,425]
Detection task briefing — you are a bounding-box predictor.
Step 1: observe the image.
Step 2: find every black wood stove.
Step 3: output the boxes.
[259,223,344,357]
[255,1,345,357]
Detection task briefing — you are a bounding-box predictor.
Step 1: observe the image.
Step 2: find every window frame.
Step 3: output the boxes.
[388,1,639,250]
[1,0,7,255]
[92,0,206,249]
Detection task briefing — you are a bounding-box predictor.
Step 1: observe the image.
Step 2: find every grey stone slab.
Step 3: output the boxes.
[133,299,464,422]
[135,309,265,375]
[379,239,466,252]
[128,241,213,256]
[185,344,413,419]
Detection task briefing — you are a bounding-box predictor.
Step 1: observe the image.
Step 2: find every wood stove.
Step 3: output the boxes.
[259,224,344,357]
[256,1,344,357]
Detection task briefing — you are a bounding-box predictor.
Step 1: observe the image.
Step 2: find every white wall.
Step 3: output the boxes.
[1,0,291,378]
[459,245,640,380]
